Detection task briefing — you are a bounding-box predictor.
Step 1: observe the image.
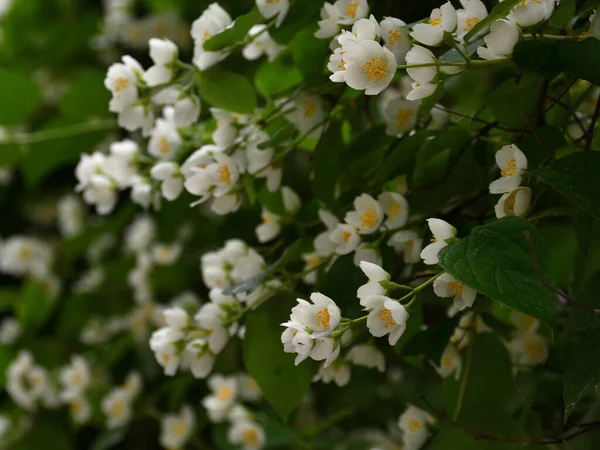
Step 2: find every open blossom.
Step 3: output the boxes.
[495,187,532,218]
[0,236,53,278]
[346,343,385,372]
[256,0,289,28]
[314,360,351,387]
[344,40,397,95]
[191,3,233,70]
[335,0,369,25]
[283,94,325,138]
[314,209,340,257]
[378,192,409,229]
[256,209,281,243]
[228,420,266,450]
[380,17,411,64]
[243,25,284,61]
[357,261,389,305]
[149,108,182,160]
[388,230,423,264]
[455,0,488,42]
[57,194,84,237]
[508,331,549,367]
[405,45,438,101]
[345,194,384,234]
[185,152,239,203]
[363,295,408,345]
[6,351,49,410]
[284,293,341,339]
[420,218,456,265]
[477,19,519,61]
[160,405,195,450]
[102,388,134,429]
[202,375,238,422]
[282,328,340,367]
[435,343,462,380]
[152,242,183,265]
[510,311,540,334]
[151,161,184,201]
[382,96,420,136]
[433,273,477,311]
[59,355,90,401]
[411,2,458,47]
[489,144,528,194]
[315,2,343,38]
[105,56,143,112]
[330,223,360,255]
[153,86,201,127]
[399,405,435,450]
[69,396,91,424]
[508,0,556,27]
[144,38,178,86]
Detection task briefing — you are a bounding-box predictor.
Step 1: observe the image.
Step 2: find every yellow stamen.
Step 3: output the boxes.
[501,158,517,178]
[429,16,442,27]
[114,76,129,93]
[111,400,125,419]
[316,307,331,329]
[395,108,414,130]
[171,420,188,438]
[159,136,171,155]
[377,307,397,328]
[217,165,231,184]
[447,281,463,296]
[361,57,387,82]
[408,418,422,432]
[216,385,233,402]
[345,1,359,19]
[342,231,352,243]
[463,16,480,32]
[243,428,260,445]
[360,207,378,228]
[388,28,401,46]
[304,100,317,119]
[505,191,517,216]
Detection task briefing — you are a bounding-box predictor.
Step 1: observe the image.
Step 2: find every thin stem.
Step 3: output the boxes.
[522,33,587,41]
[1,119,117,146]
[453,323,475,420]
[398,272,443,305]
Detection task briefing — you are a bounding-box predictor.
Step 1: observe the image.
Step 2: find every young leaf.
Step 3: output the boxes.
[243,295,316,422]
[528,152,600,220]
[564,327,600,421]
[196,70,257,114]
[438,216,555,326]
[203,9,262,51]
[255,59,303,98]
[463,0,521,42]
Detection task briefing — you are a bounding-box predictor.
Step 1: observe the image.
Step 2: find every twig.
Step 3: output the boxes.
[420,395,600,445]
[585,96,600,150]
[523,113,554,160]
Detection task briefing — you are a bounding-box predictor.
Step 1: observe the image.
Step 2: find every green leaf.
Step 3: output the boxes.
[59,71,111,119]
[488,74,544,129]
[0,69,41,125]
[513,38,600,86]
[243,295,316,422]
[464,0,521,42]
[224,240,304,295]
[269,1,322,44]
[196,70,257,114]
[548,0,575,27]
[14,281,54,332]
[0,288,19,312]
[313,123,341,209]
[374,131,428,183]
[203,9,262,51]
[255,59,303,98]
[438,216,555,326]
[529,152,600,220]
[567,271,600,334]
[0,144,23,167]
[564,326,600,421]
[290,26,329,77]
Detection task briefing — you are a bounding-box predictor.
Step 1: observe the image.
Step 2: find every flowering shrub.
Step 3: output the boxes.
[1,0,600,448]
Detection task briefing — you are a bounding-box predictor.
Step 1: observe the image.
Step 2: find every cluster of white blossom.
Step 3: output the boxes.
[202,374,266,449]
[489,144,531,219]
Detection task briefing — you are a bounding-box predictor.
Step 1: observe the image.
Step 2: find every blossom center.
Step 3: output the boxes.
[217,164,231,184]
[464,16,480,31]
[19,246,33,261]
[161,353,171,364]
[524,341,543,360]
[442,356,453,367]
[243,428,260,445]
[360,207,378,228]
[429,15,442,27]
[202,29,212,42]
[316,307,331,329]
[362,57,387,82]
[159,136,171,154]
[505,191,517,215]
[111,399,126,419]
[342,231,352,243]
[406,240,414,248]
[71,400,82,414]
[72,371,84,386]
[345,1,359,19]
[395,108,414,129]
[388,28,401,46]
[378,307,397,328]
[216,385,233,402]
[408,418,422,432]
[171,420,188,438]
[387,200,402,219]
[304,100,317,118]
[447,281,463,296]
[114,76,129,93]
[501,158,517,178]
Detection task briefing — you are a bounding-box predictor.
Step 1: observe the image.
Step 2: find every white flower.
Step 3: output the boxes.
[69,396,91,424]
[301,253,321,285]
[0,236,53,278]
[125,215,156,252]
[194,304,229,354]
[477,19,519,61]
[591,10,600,39]
[495,187,532,218]
[346,343,385,372]
[314,209,340,257]
[6,351,48,410]
[411,2,458,47]
[433,273,477,311]
[185,152,239,201]
[256,0,289,27]
[151,161,184,201]
[345,193,384,234]
[144,38,178,86]
[237,374,262,402]
[284,292,341,339]
[212,193,241,215]
[123,371,143,397]
[82,174,118,215]
[183,339,216,378]
[256,209,281,243]
[488,144,528,194]
[435,344,462,380]
[210,108,247,149]
[191,4,233,71]
[281,328,340,366]
[398,405,435,450]
[59,355,90,401]
[382,96,419,137]
[357,261,389,305]
[380,17,411,63]
[152,243,183,265]
[118,104,154,136]
[344,40,397,95]
[148,113,182,160]
[510,311,540,334]
[283,94,325,138]
[388,230,423,264]
[455,0,488,42]
[508,331,548,367]
[0,317,21,344]
[405,45,439,101]
[335,0,369,25]
[228,420,265,450]
[378,192,409,229]
[353,244,381,267]
[202,375,238,422]
[420,218,456,265]
[330,223,361,255]
[315,2,343,39]
[150,326,183,376]
[102,388,133,429]
[508,0,555,27]
[282,186,301,214]
[363,295,408,345]
[105,56,141,112]
[243,24,284,61]
[160,405,195,450]
[313,360,351,387]
[57,194,84,237]
[153,87,201,127]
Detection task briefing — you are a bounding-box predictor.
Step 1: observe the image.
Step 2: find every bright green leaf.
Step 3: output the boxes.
[438,216,555,325]
[290,26,329,77]
[464,0,521,42]
[203,9,262,51]
[255,59,303,98]
[196,70,257,113]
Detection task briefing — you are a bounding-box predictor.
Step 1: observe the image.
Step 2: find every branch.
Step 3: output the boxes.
[420,395,600,445]
[585,95,600,151]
